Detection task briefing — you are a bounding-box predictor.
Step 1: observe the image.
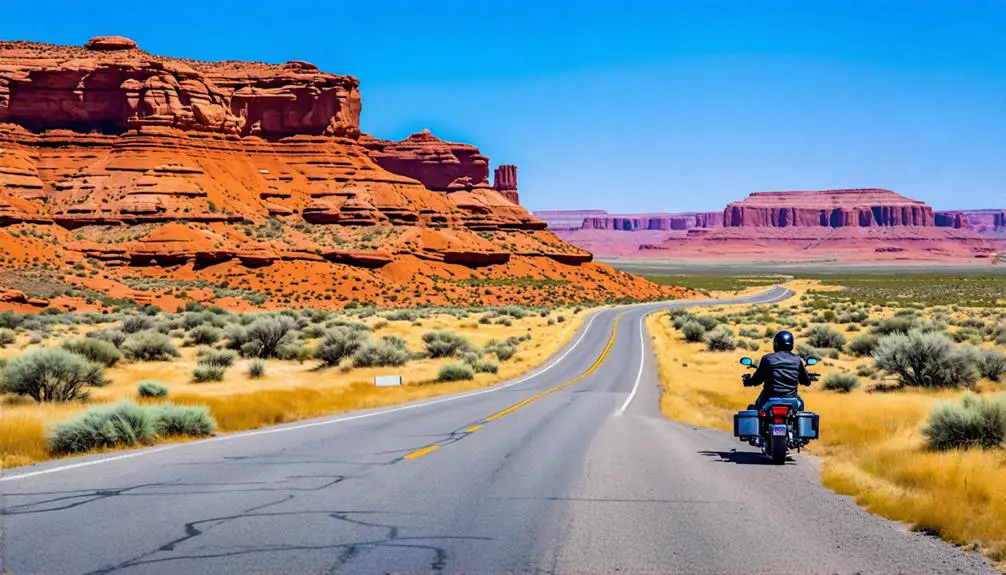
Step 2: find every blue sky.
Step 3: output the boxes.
[4,1,1006,212]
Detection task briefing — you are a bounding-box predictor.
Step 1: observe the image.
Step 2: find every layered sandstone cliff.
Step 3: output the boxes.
[724,189,934,228]
[0,37,676,310]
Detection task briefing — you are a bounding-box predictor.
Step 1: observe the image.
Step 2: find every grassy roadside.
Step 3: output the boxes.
[1,306,592,469]
[646,280,1006,563]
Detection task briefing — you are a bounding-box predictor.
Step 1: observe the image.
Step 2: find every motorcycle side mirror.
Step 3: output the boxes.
[739,357,754,367]
[806,357,819,366]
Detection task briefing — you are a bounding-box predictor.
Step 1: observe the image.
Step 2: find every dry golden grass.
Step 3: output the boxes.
[1,308,588,468]
[647,290,1006,562]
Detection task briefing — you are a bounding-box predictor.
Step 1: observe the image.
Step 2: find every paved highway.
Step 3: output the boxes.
[0,287,995,574]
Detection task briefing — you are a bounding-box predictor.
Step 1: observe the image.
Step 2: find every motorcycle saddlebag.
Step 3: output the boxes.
[795,412,819,440]
[733,410,759,438]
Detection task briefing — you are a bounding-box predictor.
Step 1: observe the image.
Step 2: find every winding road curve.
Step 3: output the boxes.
[0,287,995,574]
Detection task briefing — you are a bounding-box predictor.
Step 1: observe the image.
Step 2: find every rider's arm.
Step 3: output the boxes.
[748,358,769,387]
[797,361,812,386]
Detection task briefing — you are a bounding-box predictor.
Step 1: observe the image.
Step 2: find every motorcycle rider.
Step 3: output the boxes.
[744,331,811,410]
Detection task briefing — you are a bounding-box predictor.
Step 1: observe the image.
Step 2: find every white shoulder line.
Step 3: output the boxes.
[614,318,646,416]
[1,312,604,482]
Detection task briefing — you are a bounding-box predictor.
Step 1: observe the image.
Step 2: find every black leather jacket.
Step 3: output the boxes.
[747,351,811,398]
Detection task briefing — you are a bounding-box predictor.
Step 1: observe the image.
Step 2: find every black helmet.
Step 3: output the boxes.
[773,330,795,352]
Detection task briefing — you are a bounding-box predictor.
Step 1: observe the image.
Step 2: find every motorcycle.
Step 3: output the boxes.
[732,356,820,464]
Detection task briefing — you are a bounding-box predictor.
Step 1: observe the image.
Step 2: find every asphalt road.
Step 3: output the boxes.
[0,287,995,574]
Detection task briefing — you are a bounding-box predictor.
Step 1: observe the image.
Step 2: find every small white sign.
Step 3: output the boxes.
[375,375,403,387]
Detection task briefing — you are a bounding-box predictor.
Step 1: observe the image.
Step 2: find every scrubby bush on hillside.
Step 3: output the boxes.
[1,348,107,402]
[196,348,236,368]
[236,316,300,359]
[87,329,128,348]
[978,348,1006,382]
[315,327,366,366]
[152,404,216,437]
[186,325,223,346]
[488,342,517,362]
[352,337,410,368]
[704,327,735,352]
[247,359,266,379]
[422,330,470,358]
[192,365,225,383]
[438,363,475,382]
[796,343,824,362]
[821,373,861,393]
[871,317,918,336]
[62,338,123,367]
[681,321,706,343]
[695,315,720,331]
[873,330,978,389]
[806,325,847,349]
[922,394,1006,450]
[0,328,15,347]
[137,380,169,398]
[49,402,156,454]
[122,331,179,362]
[121,315,155,334]
[847,334,880,357]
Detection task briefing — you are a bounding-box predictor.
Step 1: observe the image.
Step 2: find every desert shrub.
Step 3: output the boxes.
[695,315,720,331]
[952,327,982,344]
[873,330,978,389]
[122,331,179,361]
[438,363,475,382]
[821,373,861,393]
[922,394,1006,450]
[121,315,155,334]
[240,316,299,358]
[737,339,750,350]
[796,343,824,361]
[275,343,312,363]
[352,339,410,368]
[0,311,25,330]
[87,329,128,348]
[186,325,222,346]
[0,328,15,347]
[383,309,418,322]
[856,364,876,378]
[681,321,706,343]
[151,404,216,437]
[61,338,123,367]
[315,327,365,366]
[193,364,225,383]
[137,380,169,398]
[463,354,499,374]
[1,348,107,402]
[978,348,1006,382]
[197,348,236,368]
[806,325,847,349]
[847,334,880,357]
[49,401,156,454]
[247,359,266,379]
[422,330,470,358]
[871,317,918,336]
[749,341,761,352]
[490,342,517,362]
[704,327,735,352]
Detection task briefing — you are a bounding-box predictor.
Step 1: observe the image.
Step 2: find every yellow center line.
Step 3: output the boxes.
[403,314,622,461]
[403,445,440,459]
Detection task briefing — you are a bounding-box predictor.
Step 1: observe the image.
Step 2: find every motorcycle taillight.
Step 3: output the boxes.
[770,406,790,416]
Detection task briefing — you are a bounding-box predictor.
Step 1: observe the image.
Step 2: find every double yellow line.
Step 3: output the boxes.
[403,314,622,460]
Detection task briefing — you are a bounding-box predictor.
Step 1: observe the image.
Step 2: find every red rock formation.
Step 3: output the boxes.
[0,37,676,309]
[724,189,934,228]
[937,210,1006,233]
[493,164,519,204]
[580,212,723,231]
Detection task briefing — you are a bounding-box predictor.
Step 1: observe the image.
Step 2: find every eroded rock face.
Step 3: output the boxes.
[0,38,676,309]
[581,212,722,231]
[493,164,519,204]
[937,210,1006,233]
[724,189,934,228]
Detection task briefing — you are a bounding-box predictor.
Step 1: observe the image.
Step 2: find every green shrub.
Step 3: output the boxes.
[137,380,169,398]
[806,325,847,349]
[922,394,1006,450]
[856,364,876,378]
[240,316,299,358]
[438,363,475,382]
[121,315,155,334]
[704,327,735,352]
[193,365,225,383]
[186,325,223,346]
[694,315,720,331]
[978,348,1006,382]
[873,330,978,389]
[122,331,180,361]
[463,354,499,374]
[247,359,266,379]
[87,329,128,348]
[871,317,918,336]
[315,327,365,366]
[490,343,517,362]
[0,328,15,347]
[796,343,824,361]
[352,339,410,368]
[681,321,706,343]
[62,338,123,367]
[1,348,108,402]
[151,404,216,437]
[821,373,861,393]
[847,334,880,357]
[422,330,470,358]
[0,311,25,330]
[196,348,236,368]
[49,401,157,454]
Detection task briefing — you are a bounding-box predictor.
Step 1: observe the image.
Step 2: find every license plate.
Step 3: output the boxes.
[771,425,788,437]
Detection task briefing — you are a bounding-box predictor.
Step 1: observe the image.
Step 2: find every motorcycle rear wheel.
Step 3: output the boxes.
[769,436,788,465]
